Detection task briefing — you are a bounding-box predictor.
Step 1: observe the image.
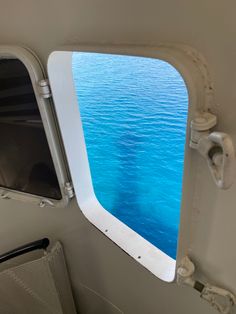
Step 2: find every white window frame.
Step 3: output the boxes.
[48,45,213,282]
[0,46,71,207]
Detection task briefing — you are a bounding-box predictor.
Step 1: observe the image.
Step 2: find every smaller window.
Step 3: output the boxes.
[0,47,71,206]
[0,59,61,200]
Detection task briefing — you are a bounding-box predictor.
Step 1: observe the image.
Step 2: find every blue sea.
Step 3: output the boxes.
[72,53,188,258]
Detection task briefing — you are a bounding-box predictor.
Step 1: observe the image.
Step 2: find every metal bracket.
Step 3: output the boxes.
[39,198,55,208]
[190,112,236,189]
[177,256,236,314]
[64,182,75,199]
[0,191,10,200]
[38,79,52,98]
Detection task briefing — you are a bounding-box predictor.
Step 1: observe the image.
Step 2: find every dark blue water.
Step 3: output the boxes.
[72,53,188,258]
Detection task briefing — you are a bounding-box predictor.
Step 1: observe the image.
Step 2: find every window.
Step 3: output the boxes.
[0,59,61,200]
[72,53,188,259]
[0,46,71,207]
[48,48,195,282]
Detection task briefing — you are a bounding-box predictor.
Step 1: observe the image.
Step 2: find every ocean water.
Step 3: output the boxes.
[72,53,188,258]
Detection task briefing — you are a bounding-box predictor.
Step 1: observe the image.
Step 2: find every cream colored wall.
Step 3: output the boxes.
[0,1,235,313]
[0,199,216,314]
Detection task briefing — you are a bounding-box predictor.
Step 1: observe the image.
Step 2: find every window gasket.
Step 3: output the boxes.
[0,46,72,207]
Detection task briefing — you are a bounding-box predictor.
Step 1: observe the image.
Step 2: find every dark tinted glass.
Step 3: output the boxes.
[0,59,62,200]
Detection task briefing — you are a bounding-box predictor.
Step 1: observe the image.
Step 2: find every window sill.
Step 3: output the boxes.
[81,196,176,282]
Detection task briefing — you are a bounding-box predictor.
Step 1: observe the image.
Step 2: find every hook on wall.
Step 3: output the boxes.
[190,112,236,189]
[177,256,236,314]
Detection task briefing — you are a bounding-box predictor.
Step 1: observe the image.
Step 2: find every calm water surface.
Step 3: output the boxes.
[72,53,188,258]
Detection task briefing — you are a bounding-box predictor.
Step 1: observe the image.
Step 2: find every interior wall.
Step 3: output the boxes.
[0,1,235,313]
[0,198,216,314]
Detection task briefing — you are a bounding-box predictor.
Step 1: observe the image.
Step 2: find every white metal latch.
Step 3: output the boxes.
[190,112,236,189]
[0,191,10,200]
[39,198,55,207]
[38,79,51,98]
[177,256,236,314]
[64,182,75,199]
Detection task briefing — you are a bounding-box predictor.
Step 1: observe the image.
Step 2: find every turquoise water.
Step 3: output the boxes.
[72,53,188,258]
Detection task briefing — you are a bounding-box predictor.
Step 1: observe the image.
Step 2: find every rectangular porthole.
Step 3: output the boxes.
[0,46,72,206]
[48,49,190,281]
